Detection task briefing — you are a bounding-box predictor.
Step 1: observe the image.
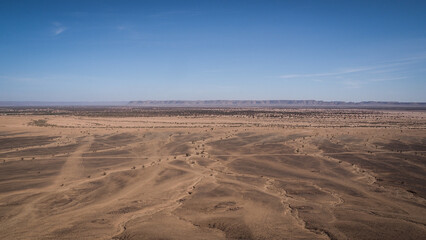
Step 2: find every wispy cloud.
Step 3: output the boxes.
[276,54,426,90]
[369,76,408,82]
[278,55,426,80]
[279,67,372,79]
[279,63,410,79]
[52,22,66,36]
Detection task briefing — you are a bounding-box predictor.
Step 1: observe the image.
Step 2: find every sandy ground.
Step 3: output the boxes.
[0,108,425,240]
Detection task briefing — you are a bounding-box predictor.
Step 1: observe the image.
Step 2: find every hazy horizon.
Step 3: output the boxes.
[1,99,426,109]
[1,0,426,102]
[1,99,426,103]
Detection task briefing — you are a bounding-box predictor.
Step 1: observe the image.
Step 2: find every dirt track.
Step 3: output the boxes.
[0,109,425,239]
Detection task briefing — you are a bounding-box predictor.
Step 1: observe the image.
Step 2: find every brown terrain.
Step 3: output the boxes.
[0,107,425,240]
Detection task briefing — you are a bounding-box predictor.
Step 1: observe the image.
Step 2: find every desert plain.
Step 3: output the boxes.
[0,107,425,240]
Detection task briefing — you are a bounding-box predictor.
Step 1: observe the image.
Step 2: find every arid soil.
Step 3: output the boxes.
[0,108,425,240]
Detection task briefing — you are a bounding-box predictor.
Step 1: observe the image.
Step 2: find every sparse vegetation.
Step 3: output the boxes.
[29,119,51,127]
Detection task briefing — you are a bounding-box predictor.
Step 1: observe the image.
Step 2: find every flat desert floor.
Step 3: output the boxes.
[0,108,425,240]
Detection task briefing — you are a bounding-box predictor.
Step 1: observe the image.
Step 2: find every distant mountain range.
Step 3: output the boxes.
[128,100,426,108]
[1,100,425,109]
[0,101,128,107]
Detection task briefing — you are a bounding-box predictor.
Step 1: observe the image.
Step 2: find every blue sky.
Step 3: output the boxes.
[1,0,425,102]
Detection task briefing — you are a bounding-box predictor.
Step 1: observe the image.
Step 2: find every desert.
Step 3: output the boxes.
[0,107,425,240]
[2,1,426,239]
